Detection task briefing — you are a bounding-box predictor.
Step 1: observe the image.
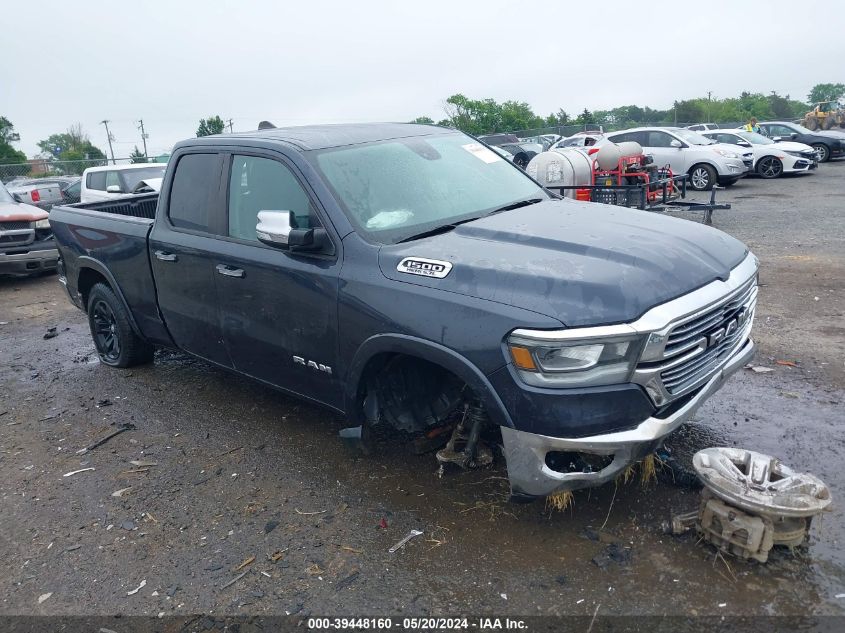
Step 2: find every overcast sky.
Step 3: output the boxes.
[2,0,841,158]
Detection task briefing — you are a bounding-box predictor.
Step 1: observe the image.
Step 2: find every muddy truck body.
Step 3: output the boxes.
[49,123,758,500]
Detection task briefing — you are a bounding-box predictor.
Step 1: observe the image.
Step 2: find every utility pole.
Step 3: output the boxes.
[101,120,116,164]
[226,118,234,134]
[707,91,713,122]
[137,119,149,158]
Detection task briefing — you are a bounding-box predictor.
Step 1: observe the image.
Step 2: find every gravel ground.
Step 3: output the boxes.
[1,162,843,622]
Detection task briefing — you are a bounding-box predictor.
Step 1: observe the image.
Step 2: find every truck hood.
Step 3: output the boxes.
[0,201,48,222]
[378,200,748,327]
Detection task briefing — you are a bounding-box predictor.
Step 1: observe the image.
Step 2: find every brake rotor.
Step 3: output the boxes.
[692,447,832,518]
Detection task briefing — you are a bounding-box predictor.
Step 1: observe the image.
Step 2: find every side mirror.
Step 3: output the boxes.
[106,185,122,193]
[256,210,320,251]
[12,193,23,203]
[736,141,751,147]
[670,139,683,148]
[790,133,798,140]
[771,136,782,142]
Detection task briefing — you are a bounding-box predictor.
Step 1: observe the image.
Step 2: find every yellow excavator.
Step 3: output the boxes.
[803,101,845,130]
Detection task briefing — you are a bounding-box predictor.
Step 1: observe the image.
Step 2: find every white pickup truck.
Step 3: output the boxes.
[80,163,167,202]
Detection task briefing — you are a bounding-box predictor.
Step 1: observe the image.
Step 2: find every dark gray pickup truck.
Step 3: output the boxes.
[50,123,758,500]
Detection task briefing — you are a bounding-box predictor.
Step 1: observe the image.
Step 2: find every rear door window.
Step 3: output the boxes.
[168,153,221,233]
[86,172,106,191]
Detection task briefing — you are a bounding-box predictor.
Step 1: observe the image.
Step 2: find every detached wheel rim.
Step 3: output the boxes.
[92,299,120,361]
[758,156,782,178]
[691,167,710,189]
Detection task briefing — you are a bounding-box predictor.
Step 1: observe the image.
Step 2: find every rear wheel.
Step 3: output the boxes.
[688,164,716,191]
[812,143,831,163]
[822,116,836,130]
[757,156,783,179]
[804,117,818,131]
[87,283,154,367]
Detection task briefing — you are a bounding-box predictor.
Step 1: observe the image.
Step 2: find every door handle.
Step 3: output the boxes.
[216,264,245,278]
[154,250,178,262]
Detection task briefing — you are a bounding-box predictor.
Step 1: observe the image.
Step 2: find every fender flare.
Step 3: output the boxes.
[344,333,514,429]
[76,256,145,339]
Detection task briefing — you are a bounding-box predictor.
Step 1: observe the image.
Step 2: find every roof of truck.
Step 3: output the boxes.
[187,123,452,151]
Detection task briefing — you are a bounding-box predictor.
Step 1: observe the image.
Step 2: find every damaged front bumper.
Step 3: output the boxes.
[501,337,755,498]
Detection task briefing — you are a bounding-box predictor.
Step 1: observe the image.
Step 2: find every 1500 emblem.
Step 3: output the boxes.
[396,257,453,279]
[293,356,332,374]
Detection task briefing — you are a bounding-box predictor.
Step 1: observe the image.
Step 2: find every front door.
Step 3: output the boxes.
[213,152,342,408]
[148,151,233,367]
[643,130,686,172]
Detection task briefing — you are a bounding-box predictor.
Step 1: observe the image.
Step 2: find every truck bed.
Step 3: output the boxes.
[49,194,172,346]
[62,193,158,220]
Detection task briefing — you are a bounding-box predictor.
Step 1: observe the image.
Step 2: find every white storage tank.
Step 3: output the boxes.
[526,149,594,198]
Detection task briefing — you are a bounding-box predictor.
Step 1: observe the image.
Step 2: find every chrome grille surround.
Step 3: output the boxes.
[631,254,758,405]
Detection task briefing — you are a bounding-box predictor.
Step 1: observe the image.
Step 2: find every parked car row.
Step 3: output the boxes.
[522,119,845,191]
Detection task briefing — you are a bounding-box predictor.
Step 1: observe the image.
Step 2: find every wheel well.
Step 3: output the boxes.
[688,162,716,174]
[77,267,109,309]
[354,352,467,432]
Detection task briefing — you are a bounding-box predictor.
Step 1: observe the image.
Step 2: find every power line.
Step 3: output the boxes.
[100,120,116,165]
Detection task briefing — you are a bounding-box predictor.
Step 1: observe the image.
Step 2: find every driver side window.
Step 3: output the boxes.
[645,131,675,148]
[227,155,321,242]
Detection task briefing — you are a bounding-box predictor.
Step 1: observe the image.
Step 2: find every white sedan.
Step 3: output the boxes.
[701,129,817,179]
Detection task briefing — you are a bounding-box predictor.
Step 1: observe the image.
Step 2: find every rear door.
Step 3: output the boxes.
[213,150,342,407]
[148,150,233,367]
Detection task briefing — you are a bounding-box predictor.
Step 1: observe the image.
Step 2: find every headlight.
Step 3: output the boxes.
[712,149,738,158]
[35,218,50,228]
[507,329,645,388]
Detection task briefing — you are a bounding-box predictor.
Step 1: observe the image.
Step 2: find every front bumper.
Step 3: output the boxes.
[502,337,755,498]
[0,245,59,275]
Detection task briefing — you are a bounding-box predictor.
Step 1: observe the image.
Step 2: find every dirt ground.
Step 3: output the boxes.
[1,162,844,622]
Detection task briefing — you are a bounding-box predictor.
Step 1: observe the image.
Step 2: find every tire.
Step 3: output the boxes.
[812,143,831,163]
[87,282,154,367]
[822,116,836,130]
[688,164,716,191]
[756,156,783,179]
[513,153,529,169]
[805,117,818,131]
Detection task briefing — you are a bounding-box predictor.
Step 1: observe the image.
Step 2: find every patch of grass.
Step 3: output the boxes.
[545,490,574,513]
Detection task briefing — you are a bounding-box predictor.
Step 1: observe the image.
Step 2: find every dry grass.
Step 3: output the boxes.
[545,490,575,513]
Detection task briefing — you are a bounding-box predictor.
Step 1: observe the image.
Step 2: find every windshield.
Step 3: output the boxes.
[736,130,773,145]
[311,133,546,243]
[788,123,814,135]
[0,183,14,203]
[120,166,166,192]
[673,129,715,145]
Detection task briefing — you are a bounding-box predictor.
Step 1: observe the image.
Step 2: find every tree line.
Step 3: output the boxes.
[412,83,845,135]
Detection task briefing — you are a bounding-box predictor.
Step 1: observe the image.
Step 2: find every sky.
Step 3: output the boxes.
[2,0,841,158]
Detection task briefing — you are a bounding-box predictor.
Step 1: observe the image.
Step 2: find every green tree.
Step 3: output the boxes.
[129,146,148,163]
[545,109,569,126]
[808,83,845,104]
[0,116,27,164]
[197,115,225,137]
[37,124,106,166]
[410,116,435,125]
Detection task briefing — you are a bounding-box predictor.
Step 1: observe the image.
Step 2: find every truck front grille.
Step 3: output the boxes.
[634,273,757,404]
[0,221,33,230]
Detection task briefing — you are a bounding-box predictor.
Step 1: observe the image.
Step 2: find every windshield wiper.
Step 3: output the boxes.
[396,198,543,243]
[485,197,543,216]
[397,216,481,243]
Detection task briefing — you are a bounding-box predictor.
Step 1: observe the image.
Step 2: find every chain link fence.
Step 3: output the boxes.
[0,157,144,185]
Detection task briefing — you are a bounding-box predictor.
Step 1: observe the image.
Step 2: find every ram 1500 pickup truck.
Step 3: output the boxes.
[50,123,758,500]
[1,181,58,275]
